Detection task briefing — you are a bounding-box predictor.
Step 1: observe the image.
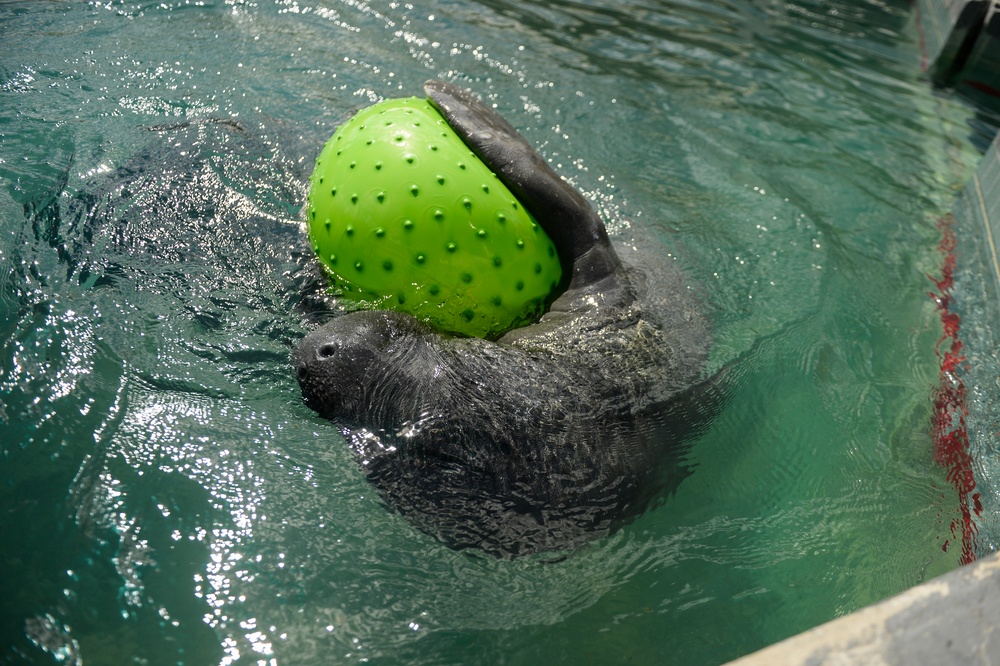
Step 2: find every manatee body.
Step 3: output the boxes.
[294,81,718,558]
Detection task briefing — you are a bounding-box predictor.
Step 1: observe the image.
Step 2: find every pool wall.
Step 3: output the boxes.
[918,0,1000,142]
[917,0,991,86]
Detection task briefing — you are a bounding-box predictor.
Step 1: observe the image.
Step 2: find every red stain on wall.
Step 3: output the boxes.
[929,214,980,565]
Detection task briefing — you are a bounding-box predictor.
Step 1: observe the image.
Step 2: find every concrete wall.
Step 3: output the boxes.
[918,0,991,84]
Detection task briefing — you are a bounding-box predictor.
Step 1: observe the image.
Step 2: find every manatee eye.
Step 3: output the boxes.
[318,343,338,359]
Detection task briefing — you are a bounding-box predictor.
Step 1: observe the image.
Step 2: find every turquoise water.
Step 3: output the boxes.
[0,0,987,664]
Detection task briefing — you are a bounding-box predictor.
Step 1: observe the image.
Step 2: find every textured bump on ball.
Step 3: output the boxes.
[306,96,562,338]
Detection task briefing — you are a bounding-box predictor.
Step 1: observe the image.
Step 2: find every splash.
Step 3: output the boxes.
[929,214,981,565]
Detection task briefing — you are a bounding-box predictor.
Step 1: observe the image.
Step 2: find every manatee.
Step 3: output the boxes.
[293,80,720,558]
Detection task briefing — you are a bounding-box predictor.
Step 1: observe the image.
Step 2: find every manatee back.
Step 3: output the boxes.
[500,229,713,409]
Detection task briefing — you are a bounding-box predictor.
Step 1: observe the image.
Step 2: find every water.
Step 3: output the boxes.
[0,0,989,664]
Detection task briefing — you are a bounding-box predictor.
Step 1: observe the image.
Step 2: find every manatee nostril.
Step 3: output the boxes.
[318,343,338,359]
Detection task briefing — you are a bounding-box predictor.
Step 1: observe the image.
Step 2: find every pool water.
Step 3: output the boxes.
[0,0,988,664]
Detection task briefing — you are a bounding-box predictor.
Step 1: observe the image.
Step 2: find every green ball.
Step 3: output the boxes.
[307,96,562,339]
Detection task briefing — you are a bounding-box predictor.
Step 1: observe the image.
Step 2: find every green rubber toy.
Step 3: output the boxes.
[306,96,562,339]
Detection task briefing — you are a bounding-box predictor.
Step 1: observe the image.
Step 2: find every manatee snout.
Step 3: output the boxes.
[293,327,350,418]
[294,337,336,383]
[294,310,432,419]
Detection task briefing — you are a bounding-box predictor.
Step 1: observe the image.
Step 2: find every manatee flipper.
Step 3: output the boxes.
[424,80,621,291]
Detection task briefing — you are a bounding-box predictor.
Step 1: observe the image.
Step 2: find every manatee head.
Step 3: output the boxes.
[293,310,432,421]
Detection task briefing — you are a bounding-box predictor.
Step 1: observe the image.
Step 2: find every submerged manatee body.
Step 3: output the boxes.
[294,81,720,558]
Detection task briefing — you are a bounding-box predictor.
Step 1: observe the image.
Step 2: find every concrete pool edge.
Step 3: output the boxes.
[724,550,1000,665]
